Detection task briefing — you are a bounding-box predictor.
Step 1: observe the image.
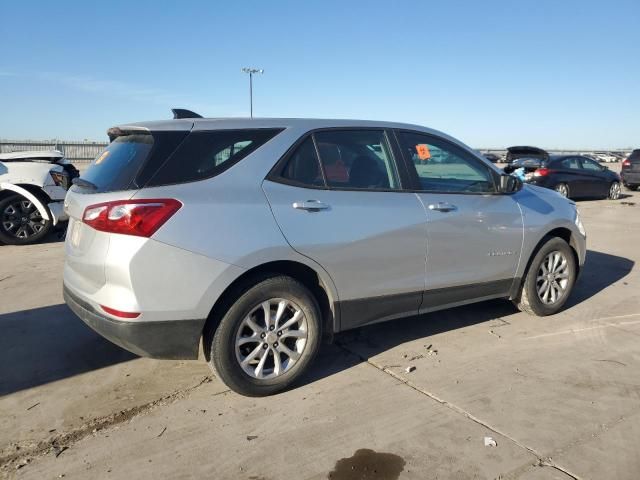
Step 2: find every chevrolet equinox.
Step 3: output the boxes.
[63,114,586,396]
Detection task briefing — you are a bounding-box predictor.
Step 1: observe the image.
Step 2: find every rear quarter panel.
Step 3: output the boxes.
[0,162,67,199]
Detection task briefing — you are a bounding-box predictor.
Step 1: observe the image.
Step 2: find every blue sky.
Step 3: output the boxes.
[0,0,638,148]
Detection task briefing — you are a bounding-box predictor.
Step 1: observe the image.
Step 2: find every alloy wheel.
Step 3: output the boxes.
[536,251,570,305]
[609,182,621,200]
[235,298,308,379]
[1,200,46,240]
[555,184,569,198]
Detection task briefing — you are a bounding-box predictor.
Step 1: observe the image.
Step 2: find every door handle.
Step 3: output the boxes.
[292,200,330,211]
[428,202,457,212]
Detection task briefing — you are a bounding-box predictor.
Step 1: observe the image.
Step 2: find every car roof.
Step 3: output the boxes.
[108,116,501,174]
[112,117,451,136]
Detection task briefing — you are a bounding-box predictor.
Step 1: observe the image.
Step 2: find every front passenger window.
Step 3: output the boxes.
[399,132,496,193]
[581,158,603,171]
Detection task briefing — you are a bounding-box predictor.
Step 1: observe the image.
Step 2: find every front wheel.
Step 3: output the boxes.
[208,276,322,396]
[0,193,52,245]
[608,181,621,200]
[514,237,577,316]
[555,183,569,198]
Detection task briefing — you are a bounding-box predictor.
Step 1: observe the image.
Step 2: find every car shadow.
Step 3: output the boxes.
[565,249,635,306]
[0,304,136,396]
[299,249,634,388]
[574,193,633,202]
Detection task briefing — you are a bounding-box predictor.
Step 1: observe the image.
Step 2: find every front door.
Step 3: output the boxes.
[395,131,524,311]
[263,129,428,330]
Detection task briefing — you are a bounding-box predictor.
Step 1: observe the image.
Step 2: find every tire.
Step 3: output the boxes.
[608,181,621,200]
[555,183,569,198]
[624,184,638,192]
[0,193,52,245]
[208,275,322,396]
[513,237,577,316]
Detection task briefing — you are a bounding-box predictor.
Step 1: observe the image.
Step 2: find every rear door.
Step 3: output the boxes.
[263,129,427,330]
[395,130,523,311]
[579,157,610,196]
[554,157,586,197]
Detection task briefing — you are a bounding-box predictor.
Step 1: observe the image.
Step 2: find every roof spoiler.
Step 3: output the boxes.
[172,108,202,119]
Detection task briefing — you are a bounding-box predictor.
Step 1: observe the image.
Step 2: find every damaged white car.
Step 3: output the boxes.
[0,150,79,244]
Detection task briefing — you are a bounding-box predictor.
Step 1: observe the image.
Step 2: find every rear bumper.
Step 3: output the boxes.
[524,177,554,189]
[64,284,203,360]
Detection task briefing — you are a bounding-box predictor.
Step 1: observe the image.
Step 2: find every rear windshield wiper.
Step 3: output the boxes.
[72,177,98,190]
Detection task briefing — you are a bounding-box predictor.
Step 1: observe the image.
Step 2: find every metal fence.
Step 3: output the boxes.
[0,140,108,163]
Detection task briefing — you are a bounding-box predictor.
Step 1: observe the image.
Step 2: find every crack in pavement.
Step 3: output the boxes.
[0,376,226,474]
[336,342,582,480]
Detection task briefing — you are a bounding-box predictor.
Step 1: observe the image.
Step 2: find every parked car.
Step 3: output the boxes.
[591,151,619,163]
[0,150,78,244]
[505,154,621,200]
[621,149,640,190]
[63,113,586,396]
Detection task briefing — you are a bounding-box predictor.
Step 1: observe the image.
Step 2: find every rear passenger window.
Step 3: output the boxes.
[281,137,324,186]
[145,129,282,187]
[559,158,580,170]
[313,130,400,190]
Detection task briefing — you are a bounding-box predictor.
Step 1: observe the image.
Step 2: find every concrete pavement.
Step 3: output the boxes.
[1,188,639,479]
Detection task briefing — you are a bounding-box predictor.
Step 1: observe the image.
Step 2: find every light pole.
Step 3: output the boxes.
[241,67,264,118]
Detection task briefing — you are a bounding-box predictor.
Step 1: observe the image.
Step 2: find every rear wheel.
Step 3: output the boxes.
[624,184,638,191]
[207,276,322,396]
[555,183,569,198]
[514,237,577,316]
[608,181,621,200]
[0,193,51,245]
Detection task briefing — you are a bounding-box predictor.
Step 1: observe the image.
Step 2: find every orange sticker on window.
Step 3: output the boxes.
[416,144,431,160]
[95,150,110,165]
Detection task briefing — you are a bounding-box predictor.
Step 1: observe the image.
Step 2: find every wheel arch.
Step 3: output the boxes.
[511,227,581,299]
[0,183,51,220]
[202,260,336,362]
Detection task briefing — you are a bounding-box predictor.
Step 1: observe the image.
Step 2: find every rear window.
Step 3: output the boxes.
[146,128,282,187]
[80,132,186,193]
[79,128,281,193]
[511,157,544,169]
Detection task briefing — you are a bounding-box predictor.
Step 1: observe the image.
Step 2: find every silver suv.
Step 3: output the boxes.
[63,116,586,396]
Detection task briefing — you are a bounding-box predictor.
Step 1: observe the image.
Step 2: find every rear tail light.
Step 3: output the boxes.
[82,198,182,237]
[622,159,631,168]
[50,171,70,188]
[533,168,551,177]
[100,305,140,319]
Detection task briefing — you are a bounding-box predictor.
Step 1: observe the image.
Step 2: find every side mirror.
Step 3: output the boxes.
[499,174,522,194]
